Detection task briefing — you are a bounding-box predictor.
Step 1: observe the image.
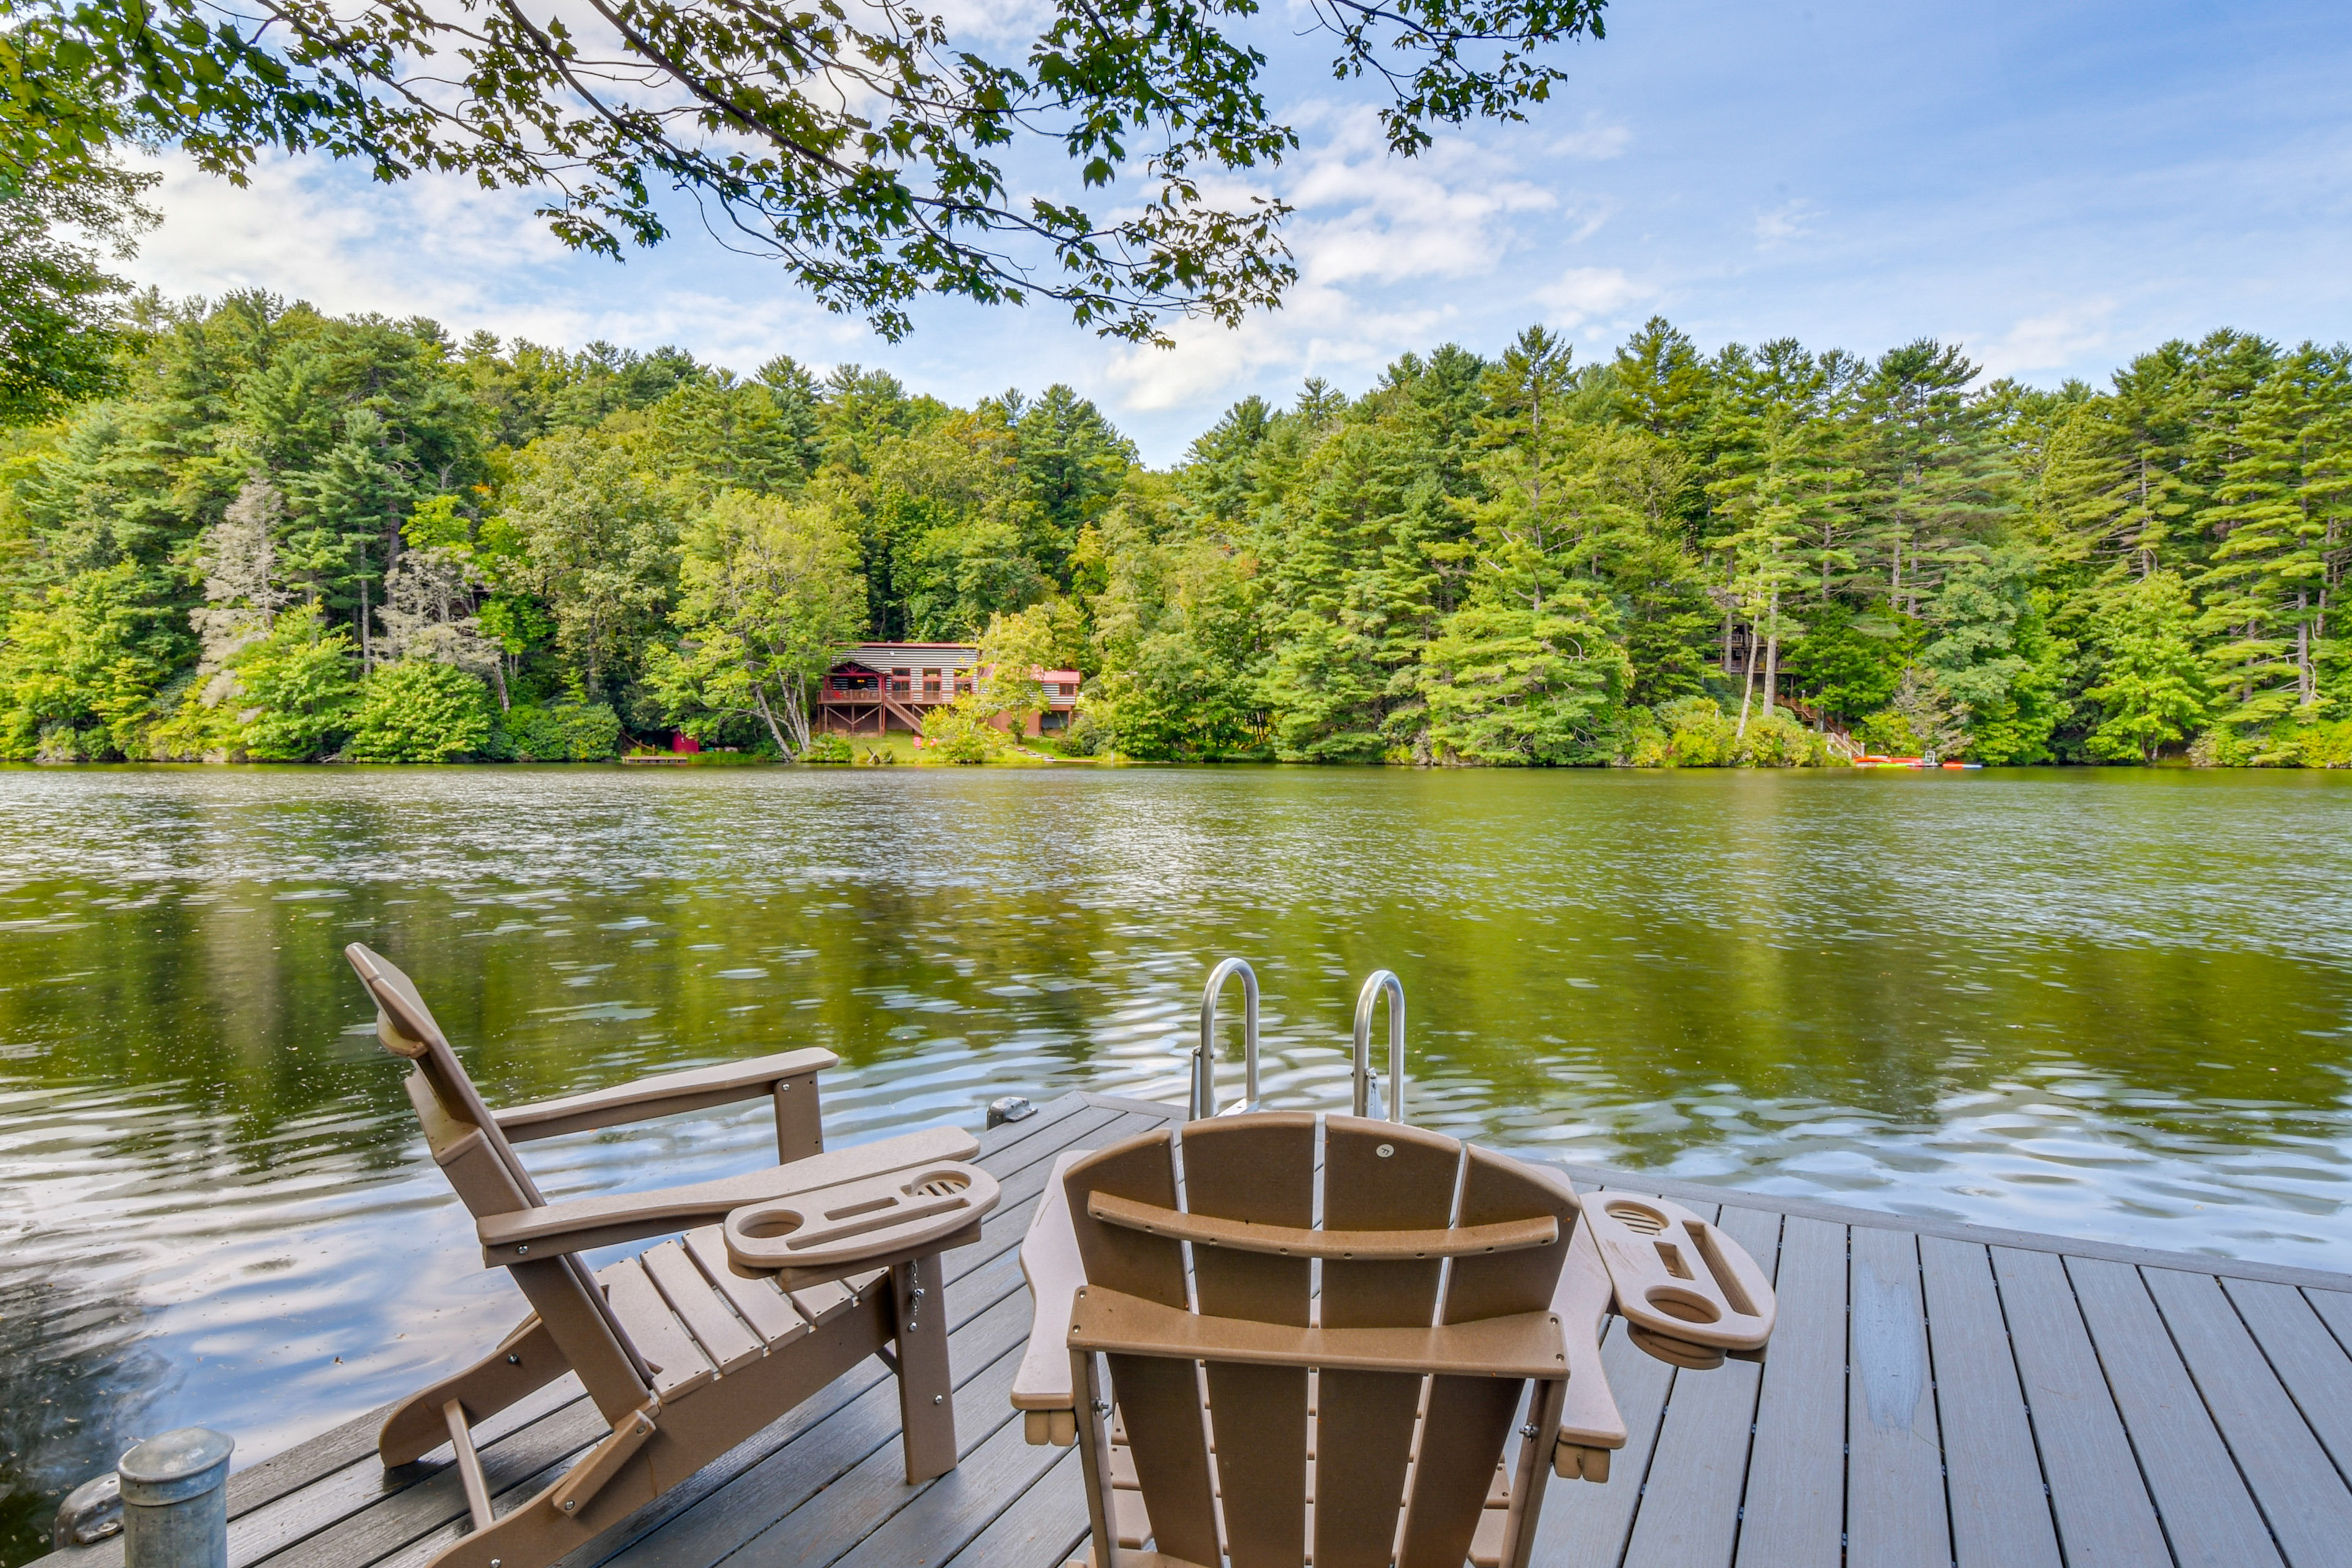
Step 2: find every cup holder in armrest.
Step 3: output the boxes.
[1645,1286,1722,1324]
[725,1160,1001,1276]
[1581,1193,1776,1356]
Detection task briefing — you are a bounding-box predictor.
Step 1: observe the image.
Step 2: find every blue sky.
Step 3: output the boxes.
[128,0,2352,463]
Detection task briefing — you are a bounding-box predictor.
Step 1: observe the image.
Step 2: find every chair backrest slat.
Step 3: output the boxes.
[1316,1117,1461,1568]
[1446,1145,1579,1322]
[1401,1145,1583,1567]
[1065,1112,1579,1568]
[346,944,655,1422]
[1063,1131,1219,1566]
[1182,1115,1314,1568]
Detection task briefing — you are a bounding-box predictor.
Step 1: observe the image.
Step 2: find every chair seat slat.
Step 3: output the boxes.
[597,1257,715,1398]
[682,1225,810,1346]
[642,1240,764,1373]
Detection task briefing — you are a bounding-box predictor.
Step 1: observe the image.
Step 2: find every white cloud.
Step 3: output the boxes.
[1553,118,1632,160]
[1102,107,1555,412]
[1284,106,1555,287]
[1970,301,2118,379]
[1753,200,1814,248]
[126,149,867,369]
[1537,265,1651,328]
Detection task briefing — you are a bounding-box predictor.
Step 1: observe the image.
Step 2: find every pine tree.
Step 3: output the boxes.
[2085,570,2209,760]
[2192,344,2349,722]
[1853,341,2009,616]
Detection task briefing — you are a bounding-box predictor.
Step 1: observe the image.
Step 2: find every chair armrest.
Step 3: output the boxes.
[1068,1286,1569,1379]
[477,1124,978,1262]
[492,1047,839,1142]
[1551,1218,1628,1468]
[1581,1193,1775,1354]
[1012,1151,1089,1436]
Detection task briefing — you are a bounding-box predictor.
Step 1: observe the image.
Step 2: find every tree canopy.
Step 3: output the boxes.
[4,291,2351,768]
[2,0,1607,340]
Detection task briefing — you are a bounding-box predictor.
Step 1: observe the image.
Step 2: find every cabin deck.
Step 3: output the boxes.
[37,1088,2352,1568]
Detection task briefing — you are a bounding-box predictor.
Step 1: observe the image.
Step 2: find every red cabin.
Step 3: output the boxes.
[815,642,1081,737]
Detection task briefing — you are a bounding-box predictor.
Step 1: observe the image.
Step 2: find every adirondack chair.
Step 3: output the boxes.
[344,943,1001,1568]
[1012,1113,1776,1568]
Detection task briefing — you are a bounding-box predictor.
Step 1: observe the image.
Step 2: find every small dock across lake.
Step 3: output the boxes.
[36,1090,2352,1568]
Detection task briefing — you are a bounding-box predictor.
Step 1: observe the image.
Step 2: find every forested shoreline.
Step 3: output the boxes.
[2,292,2347,767]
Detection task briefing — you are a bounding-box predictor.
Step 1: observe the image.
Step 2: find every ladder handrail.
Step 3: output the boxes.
[1192,958,1260,1120]
[1352,970,1406,1123]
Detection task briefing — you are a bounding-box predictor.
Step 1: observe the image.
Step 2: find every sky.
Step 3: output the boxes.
[123,0,2352,464]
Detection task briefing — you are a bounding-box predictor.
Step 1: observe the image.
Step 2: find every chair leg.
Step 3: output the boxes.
[1073,1349,1119,1568]
[443,1400,492,1532]
[1498,1377,1570,1568]
[892,1253,957,1482]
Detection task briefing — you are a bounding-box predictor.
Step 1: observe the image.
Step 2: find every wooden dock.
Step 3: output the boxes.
[37,1089,2352,1568]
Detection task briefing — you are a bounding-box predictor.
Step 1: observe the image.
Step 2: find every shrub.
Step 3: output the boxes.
[801,731,853,763]
[1656,696,1735,766]
[347,660,497,762]
[502,701,623,761]
[1852,709,1922,755]
[2284,718,2352,767]
[1638,698,1830,767]
[2198,715,2352,767]
[238,611,362,761]
[919,695,1008,763]
[1615,708,1669,767]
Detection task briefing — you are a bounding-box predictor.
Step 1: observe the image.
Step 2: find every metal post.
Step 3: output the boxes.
[1352,970,1406,1123]
[118,1428,233,1568]
[1193,958,1259,1120]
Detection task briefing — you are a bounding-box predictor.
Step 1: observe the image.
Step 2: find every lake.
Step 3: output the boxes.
[4,763,2350,1562]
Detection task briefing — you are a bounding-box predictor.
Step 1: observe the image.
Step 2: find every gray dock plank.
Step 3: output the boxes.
[45,1090,2352,1568]
[936,1448,1086,1568]
[1732,1214,1846,1568]
[826,1345,1074,1568]
[1618,1201,1766,1568]
[2307,1288,2352,1358]
[2222,1277,2352,1486]
[241,1378,594,1567]
[2142,1267,2352,1567]
[717,1335,1031,1568]
[1847,1225,1947,1568]
[1919,1235,2060,1568]
[1989,1247,2168,1568]
[2067,1255,2283,1568]
[1525,1319,1675,1568]
[1523,1185,1687,1568]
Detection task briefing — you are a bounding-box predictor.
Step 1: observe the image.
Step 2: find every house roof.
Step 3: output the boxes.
[824,644,1080,688]
[832,644,978,673]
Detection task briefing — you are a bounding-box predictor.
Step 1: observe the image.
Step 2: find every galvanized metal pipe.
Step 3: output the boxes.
[118,1428,233,1568]
[1352,970,1406,1123]
[1192,958,1260,1119]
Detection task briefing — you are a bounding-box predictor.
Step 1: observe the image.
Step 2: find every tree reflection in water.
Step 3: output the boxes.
[2,764,2351,1568]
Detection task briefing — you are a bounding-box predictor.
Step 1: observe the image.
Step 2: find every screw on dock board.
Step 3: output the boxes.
[116,1428,234,1568]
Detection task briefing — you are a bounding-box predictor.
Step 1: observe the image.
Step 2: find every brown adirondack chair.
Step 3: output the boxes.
[344,943,1001,1568]
[1012,1112,1776,1568]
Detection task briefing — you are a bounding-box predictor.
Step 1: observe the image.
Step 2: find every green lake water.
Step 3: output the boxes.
[4,764,2350,1561]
